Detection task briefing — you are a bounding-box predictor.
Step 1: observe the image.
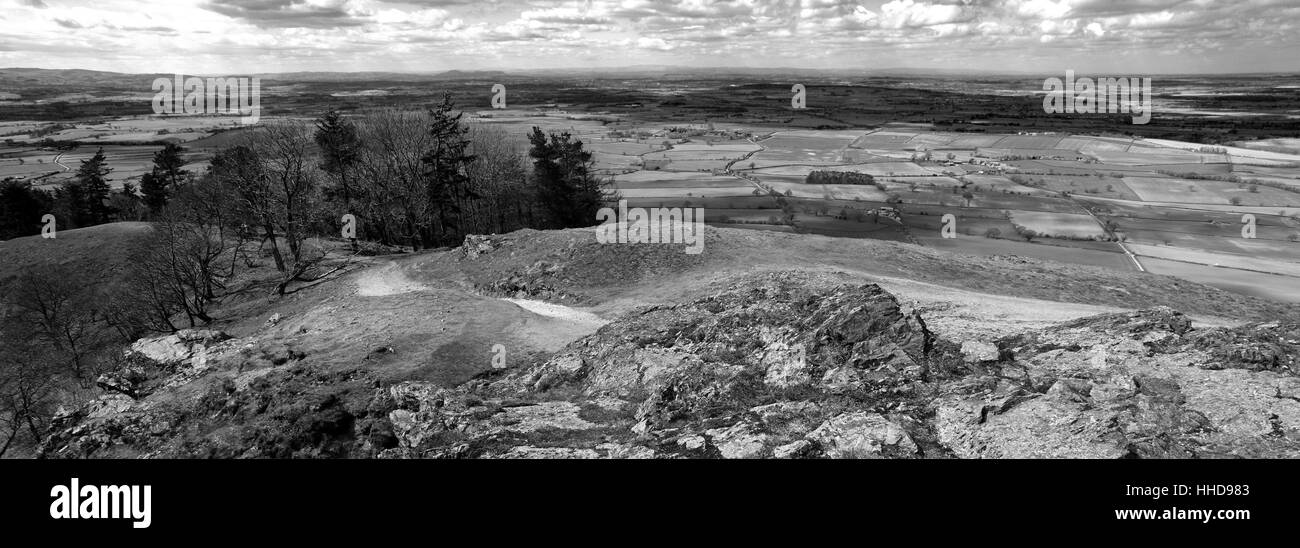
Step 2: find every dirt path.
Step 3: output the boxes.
[505,298,607,328]
[355,261,428,296]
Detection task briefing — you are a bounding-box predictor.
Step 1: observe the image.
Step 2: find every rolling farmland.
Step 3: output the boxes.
[563,122,1300,302]
[3,104,1299,303]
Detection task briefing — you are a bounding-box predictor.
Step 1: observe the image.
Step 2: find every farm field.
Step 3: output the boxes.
[1010,211,1106,239]
[1142,138,1300,165]
[1128,243,1300,277]
[617,186,754,198]
[613,174,748,188]
[990,134,1065,149]
[752,132,858,163]
[1230,138,1300,153]
[1087,148,1220,165]
[1140,257,1300,303]
[856,161,939,177]
[914,234,1136,271]
[1080,195,1300,219]
[764,181,890,201]
[1006,173,1139,200]
[1125,176,1300,206]
[795,215,912,241]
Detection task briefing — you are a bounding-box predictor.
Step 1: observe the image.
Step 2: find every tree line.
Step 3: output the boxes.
[805,170,876,186]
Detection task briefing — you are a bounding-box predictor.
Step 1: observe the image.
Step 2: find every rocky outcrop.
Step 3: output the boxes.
[933,308,1300,458]
[129,329,231,366]
[38,272,1300,459]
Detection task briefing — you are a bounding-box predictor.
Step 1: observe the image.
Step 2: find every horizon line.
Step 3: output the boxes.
[3,66,1298,78]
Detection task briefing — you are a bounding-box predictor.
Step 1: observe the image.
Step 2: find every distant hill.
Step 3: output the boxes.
[0,68,169,88]
[0,67,516,87]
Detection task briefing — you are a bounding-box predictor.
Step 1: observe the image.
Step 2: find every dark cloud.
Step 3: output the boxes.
[108,25,178,33]
[200,0,365,28]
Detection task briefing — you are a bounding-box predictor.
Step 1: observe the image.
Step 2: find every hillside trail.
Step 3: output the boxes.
[329,256,607,379]
[352,255,609,345]
[355,260,430,296]
[353,256,603,323]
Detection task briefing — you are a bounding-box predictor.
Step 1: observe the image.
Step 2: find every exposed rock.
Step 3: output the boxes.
[491,401,597,433]
[601,443,657,459]
[705,422,769,459]
[941,308,1300,458]
[128,329,232,366]
[490,447,601,459]
[677,435,706,451]
[95,366,146,399]
[820,367,864,391]
[773,440,813,459]
[807,412,919,458]
[761,339,811,388]
[460,234,499,259]
[960,341,1000,363]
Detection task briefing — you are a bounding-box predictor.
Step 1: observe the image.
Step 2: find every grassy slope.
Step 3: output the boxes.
[0,222,152,290]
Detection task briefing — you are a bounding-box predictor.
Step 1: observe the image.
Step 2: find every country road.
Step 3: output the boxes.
[53,152,71,171]
[1074,196,1146,273]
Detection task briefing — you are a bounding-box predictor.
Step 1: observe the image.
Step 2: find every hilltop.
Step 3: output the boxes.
[25,224,1300,458]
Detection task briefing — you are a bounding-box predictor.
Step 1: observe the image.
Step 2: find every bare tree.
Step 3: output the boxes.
[354,108,436,249]
[464,123,535,234]
[210,122,326,293]
[3,267,110,381]
[0,345,59,457]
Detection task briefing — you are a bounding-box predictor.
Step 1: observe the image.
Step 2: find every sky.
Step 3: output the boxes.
[1,0,1298,74]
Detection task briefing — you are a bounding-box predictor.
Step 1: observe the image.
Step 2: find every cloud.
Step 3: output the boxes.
[199,0,366,28]
[0,0,1295,73]
[520,6,610,25]
[635,36,673,50]
[878,0,972,29]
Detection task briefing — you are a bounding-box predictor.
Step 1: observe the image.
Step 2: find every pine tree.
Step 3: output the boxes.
[141,143,187,214]
[421,94,477,246]
[529,127,607,228]
[65,147,113,226]
[314,108,361,208]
